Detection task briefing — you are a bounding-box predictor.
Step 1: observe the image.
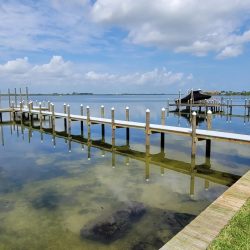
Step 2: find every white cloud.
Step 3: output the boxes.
[0,56,193,92]
[91,0,250,58]
[0,0,97,53]
[216,46,243,59]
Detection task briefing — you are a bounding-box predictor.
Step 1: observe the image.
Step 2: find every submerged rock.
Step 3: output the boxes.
[162,211,195,234]
[131,210,195,250]
[31,190,61,210]
[80,201,146,243]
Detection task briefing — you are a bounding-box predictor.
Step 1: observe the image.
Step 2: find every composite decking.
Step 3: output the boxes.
[11,107,250,144]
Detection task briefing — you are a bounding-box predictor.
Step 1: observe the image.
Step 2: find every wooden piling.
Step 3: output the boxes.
[126,106,130,145]
[39,102,42,129]
[80,104,84,136]
[14,88,17,107]
[111,107,115,146]
[145,109,150,146]
[51,103,55,132]
[8,89,11,108]
[206,110,212,160]
[101,105,105,141]
[25,86,29,105]
[161,107,165,149]
[191,111,197,158]
[86,106,91,141]
[67,104,71,136]
[63,103,67,131]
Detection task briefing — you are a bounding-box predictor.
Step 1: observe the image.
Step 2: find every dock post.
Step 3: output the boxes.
[86,106,91,140]
[51,103,55,132]
[63,103,67,132]
[230,99,233,115]
[111,107,115,147]
[206,110,212,160]
[101,105,105,141]
[248,99,250,117]
[25,86,29,105]
[8,89,11,108]
[191,111,197,158]
[30,101,34,124]
[39,102,42,129]
[19,88,23,104]
[14,88,17,107]
[145,109,150,147]
[167,98,170,110]
[226,99,229,114]
[161,107,165,150]
[80,104,84,136]
[125,106,130,145]
[67,105,71,136]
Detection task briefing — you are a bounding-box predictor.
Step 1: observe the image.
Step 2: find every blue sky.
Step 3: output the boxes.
[0,0,250,93]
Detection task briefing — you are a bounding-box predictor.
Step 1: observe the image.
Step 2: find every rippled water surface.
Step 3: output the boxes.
[0,95,249,249]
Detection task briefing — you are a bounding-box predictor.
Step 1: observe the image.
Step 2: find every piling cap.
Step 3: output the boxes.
[39,102,42,105]
[101,105,104,108]
[64,103,66,105]
[126,106,129,110]
[86,105,89,109]
[80,104,83,107]
[146,109,150,113]
[67,104,70,107]
[207,110,212,114]
[192,111,197,116]
[161,107,165,111]
[111,107,115,110]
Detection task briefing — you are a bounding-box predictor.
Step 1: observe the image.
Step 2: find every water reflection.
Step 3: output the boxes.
[0,115,245,250]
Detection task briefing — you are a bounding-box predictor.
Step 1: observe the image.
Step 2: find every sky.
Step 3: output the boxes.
[0,0,250,94]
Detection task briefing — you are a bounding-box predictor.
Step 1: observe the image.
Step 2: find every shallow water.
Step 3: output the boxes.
[0,95,249,249]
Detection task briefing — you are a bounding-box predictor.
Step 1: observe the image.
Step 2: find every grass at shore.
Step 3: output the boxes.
[208,198,250,250]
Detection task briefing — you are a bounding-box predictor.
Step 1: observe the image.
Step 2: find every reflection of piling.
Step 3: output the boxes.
[126,107,130,145]
[145,141,150,182]
[161,107,165,150]
[190,156,195,198]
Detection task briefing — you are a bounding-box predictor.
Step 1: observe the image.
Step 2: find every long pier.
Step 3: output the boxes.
[1,101,250,160]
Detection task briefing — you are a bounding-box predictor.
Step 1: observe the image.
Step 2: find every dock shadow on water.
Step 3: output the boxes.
[0,119,247,250]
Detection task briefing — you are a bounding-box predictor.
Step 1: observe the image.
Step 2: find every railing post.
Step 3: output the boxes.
[145,109,150,147]
[191,111,197,158]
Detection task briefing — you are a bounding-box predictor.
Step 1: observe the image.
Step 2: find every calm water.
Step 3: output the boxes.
[0,95,249,249]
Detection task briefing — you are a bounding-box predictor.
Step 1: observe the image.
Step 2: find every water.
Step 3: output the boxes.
[0,95,249,249]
